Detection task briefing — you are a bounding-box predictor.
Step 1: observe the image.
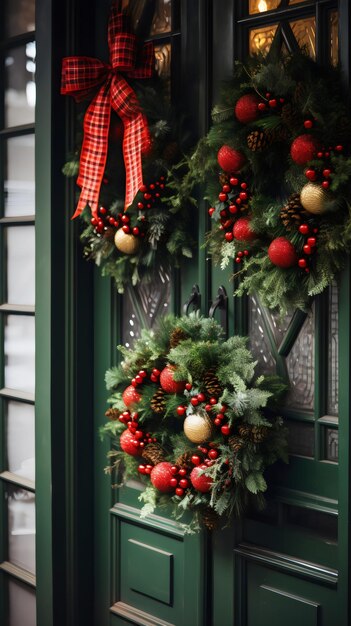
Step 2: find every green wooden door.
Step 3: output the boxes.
[93,1,351,625]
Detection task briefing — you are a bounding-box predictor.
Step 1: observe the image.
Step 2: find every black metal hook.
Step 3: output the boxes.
[183,284,201,315]
[209,286,228,337]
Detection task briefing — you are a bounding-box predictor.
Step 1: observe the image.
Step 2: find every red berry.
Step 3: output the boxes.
[299,224,309,235]
[185,383,192,391]
[304,120,313,129]
[191,397,199,406]
[179,468,187,477]
[170,477,178,487]
[323,169,331,178]
[303,245,312,255]
[307,237,316,246]
[317,152,324,158]
[208,207,215,216]
[134,430,143,439]
[214,418,222,426]
[225,232,234,242]
[208,449,219,460]
[137,202,144,209]
[322,181,330,189]
[298,258,307,268]
[216,413,224,421]
[132,227,140,236]
[138,465,146,474]
[121,214,130,223]
[144,193,152,200]
[135,374,143,384]
[175,488,184,497]
[268,98,277,108]
[205,404,212,412]
[219,192,228,202]
[210,398,217,405]
[220,405,227,413]
[139,185,148,192]
[221,425,231,436]
[177,406,186,416]
[197,393,206,402]
[305,168,316,181]
[239,191,248,200]
[240,183,248,189]
[220,209,228,218]
[179,479,189,489]
[335,145,343,151]
[170,466,179,475]
[139,370,147,378]
[150,374,158,382]
[230,177,239,186]
[152,368,161,376]
[222,184,231,193]
[191,455,201,466]
[122,225,130,233]
[257,102,266,111]
[229,204,238,214]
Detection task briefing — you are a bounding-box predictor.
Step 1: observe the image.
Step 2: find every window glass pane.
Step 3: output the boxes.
[249,0,279,14]
[4,315,35,394]
[4,0,35,38]
[328,281,338,416]
[248,296,276,375]
[5,42,36,127]
[9,580,36,626]
[290,17,316,59]
[288,420,314,457]
[329,10,339,67]
[6,401,35,480]
[249,24,278,55]
[324,427,338,463]
[285,308,314,412]
[151,0,171,35]
[7,486,36,574]
[5,134,35,216]
[5,226,35,306]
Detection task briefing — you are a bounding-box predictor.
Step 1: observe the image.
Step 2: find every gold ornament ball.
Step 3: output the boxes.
[114,228,140,255]
[183,411,214,444]
[300,183,331,215]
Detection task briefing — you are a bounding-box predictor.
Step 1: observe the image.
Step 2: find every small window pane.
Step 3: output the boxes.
[249,24,278,56]
[4,0,35,38]
[6,401,35,480]
[9,580,36,626]
[286,308,314,412]
[4,315,35,394]
[5,42,36,127]
[290,17,316,59]
[5,134,35,216]
[7,486,36,574]
[151,0,172,35]
[325,427,338,463]
[249,0,279,14]
[248,296,276,376]
[288,421,315,458]
[5,226,35,306]
[329,10,339,67]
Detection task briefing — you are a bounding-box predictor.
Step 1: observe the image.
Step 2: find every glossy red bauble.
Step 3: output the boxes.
[122,385,142,407]
[217,145,246,173]
[233,217,257,242]
[119,429,140,457]
[290,134,319,165]
[150,462,175,493]
[190,464,213,493]
[234,93,260,124]
[160,365,186,394]
[268,237,298,268]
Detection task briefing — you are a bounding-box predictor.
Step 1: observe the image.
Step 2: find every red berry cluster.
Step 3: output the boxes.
[209,176,251,243]
[131,369,148,387]
[90,206,146,238]
[298,223,319,273]
[235,249,250,265]
[136,176,166,210]
[191,442,220,466]
[177,390,232,437]
[167,465,190,498]
[304,144,343,189]
[257,92,285,112]
[119,410,157,452]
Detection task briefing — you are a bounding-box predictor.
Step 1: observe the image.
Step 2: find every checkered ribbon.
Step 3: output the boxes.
[61,6,154,218]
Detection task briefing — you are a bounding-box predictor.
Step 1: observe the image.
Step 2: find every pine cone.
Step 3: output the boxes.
[142,443,167,465]
[203,367,223,398]
[228,436,245,453]
[251,425,269,443]
[247,129,273,152]
[105,408,120,421]
[219,172,229,186]
[169,327,189,348]
[238,424,252,439]
[175,451,193,469]
[201,506,221,531]
[150,387,166,414]
[280,193,310,230]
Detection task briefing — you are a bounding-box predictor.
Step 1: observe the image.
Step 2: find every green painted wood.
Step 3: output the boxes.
[256,585,319,626]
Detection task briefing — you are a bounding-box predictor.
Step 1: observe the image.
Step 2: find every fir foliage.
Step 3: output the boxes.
[101,313,288,531]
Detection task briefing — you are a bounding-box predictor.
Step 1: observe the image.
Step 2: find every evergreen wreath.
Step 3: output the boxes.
[185,50,351,312]
[101,313,287,532]
[63,82,194,293]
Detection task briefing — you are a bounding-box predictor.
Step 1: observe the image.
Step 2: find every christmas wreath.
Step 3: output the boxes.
[186,51,351,312]
[62,5,194,292]
[101,314,287,531]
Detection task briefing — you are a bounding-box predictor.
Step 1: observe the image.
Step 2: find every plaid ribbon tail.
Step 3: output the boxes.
[123,113,150,210]
[72,85,111,219]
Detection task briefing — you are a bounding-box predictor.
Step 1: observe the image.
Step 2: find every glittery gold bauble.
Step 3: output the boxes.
[183,410,214,444]
[300,183,331,215]
[114,228,140,254]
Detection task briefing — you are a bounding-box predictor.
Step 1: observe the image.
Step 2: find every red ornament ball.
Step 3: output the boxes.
[234,93,260,124]
[217,145,246,173]
[120,429,140,457]
[150,462,175,493]
[190,464,213,493]
[122,385,142,407]
[160,365,186,394]
[290,134,319,165]
[268,237,298,268]
[233,217,257,241]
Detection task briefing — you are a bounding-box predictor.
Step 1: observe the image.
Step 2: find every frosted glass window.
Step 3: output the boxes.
[5,226,35,306]
[6,401,35,481]
[9,580,36,626]
[5,134,35,216]
[5,42,36,127]
[8,486,36,574]
[4,0,35,38]
[4,315,35,394]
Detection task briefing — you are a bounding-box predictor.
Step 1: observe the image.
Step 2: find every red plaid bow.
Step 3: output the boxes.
[61,5,154,218]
